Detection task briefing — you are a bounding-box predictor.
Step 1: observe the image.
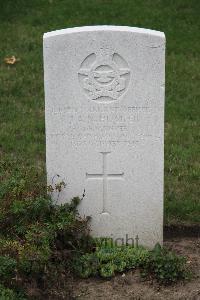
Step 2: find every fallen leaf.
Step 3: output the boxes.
[4,56,20,65]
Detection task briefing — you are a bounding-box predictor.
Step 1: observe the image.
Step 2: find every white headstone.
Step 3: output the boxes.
[43,26,165,248]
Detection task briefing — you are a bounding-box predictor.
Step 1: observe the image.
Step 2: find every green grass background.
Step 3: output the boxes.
[0,0,199,224]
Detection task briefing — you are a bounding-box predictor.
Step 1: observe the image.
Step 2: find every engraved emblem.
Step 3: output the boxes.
[78,49,130,102]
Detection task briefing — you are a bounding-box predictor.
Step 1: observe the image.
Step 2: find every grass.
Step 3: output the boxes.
[0,0,199,224]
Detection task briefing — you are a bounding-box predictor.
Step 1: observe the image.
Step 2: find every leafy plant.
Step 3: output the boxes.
[73,241,190,283]
[0,284,26,300]
[144,243,190,283]
[0,161,91,297]
[0,256,17,280]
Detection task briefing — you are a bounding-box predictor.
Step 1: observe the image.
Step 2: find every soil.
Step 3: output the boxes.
[68,237,200,300]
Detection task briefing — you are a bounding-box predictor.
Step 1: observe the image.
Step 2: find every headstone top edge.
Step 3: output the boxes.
[43,25,165,40]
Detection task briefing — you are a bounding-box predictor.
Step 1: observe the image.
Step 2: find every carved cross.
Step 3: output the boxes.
[86,152,124,214]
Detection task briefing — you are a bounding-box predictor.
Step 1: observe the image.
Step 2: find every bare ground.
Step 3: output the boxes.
[68,238,200,300]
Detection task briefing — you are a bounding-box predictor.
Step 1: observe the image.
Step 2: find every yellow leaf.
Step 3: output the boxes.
[4,56,20,65]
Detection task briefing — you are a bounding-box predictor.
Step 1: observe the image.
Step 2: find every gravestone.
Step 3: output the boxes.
[43,26,165,248]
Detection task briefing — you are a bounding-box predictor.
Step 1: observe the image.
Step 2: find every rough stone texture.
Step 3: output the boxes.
[43,26,165,248]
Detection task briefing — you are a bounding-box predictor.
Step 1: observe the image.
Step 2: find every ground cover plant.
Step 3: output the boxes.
[0,160,92,298]
[73,241,189,284]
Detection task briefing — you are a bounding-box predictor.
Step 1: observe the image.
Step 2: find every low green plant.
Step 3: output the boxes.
[0,256,17,281]
[0,284,26,300]
[73,241,190,283]
[0,161,92,297]
[145,243,190,283]
[73,243,149,278]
